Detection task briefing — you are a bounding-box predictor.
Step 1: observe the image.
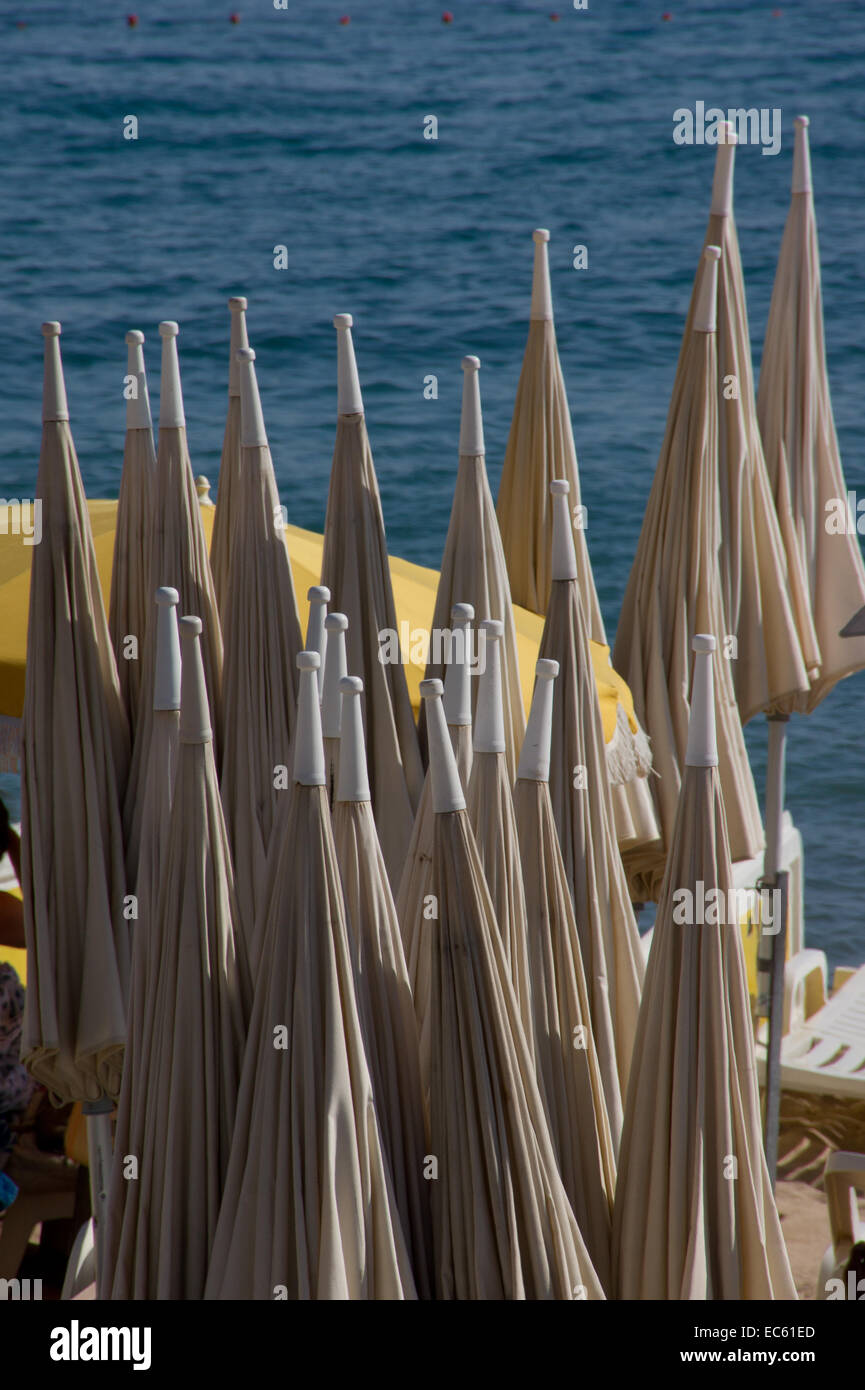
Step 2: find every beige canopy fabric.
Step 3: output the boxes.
[109,330,155,733]
[422,678,604,1300]
[205,653,416,1300]
[219,348,302,973]
[332,676,434,1298]
[320,316,423,888]
[757,116,865,711]
[210,297,250,619]
[20,323,130,1104]
[613,249,764,901]
[103,616,249,1300]
[612,638,797,1300]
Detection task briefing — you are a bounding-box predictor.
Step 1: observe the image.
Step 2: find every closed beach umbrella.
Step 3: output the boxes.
[419,355,525,779]
[109,329,156,732]
[612,636,797,1300]
[514,657,616,1292]
[613,248,764,901]
[205,651,416,1300]
[332,674,434,1299]
[465,618,533,1052]
[320,314,423,887]
[321,610,348,803]
[104,616,249,1299]
[422,678,603,1300]
[541,478,643,1122]
[210,296,250,617]
[220,346,302,972]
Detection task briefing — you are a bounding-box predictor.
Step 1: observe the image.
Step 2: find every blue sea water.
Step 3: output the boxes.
[0,0,863,967]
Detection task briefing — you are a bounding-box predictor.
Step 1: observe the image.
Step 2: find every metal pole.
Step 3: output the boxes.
[81,1094,114,1282]
[756,713,790,1188]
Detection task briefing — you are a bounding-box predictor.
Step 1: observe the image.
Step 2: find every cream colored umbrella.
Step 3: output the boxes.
[305,584,330,699]
[397,601,474,1091]
[321,610,348,804]
[613,248,764,902]
[124,321,223,882]
[612,636,797,1300]
[332,674,434,1299]
[465,617,534,1054]
[205,651,416,1300]
[109,329,156,733]
[210,296,250,617]
[541,478,643,1124]
[219,346,302,973]
[418,355,525,780]
[421,677,603,1300]
[104,616,249,1299]
[320,314,423,888]
[514,657,616,1293]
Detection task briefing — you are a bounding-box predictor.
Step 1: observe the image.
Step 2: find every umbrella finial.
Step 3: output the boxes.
[178,615,212,743]
[41,321,69,423]
[294,651,326,786]
[686,634,718,768]
[710,122,737,217]
[792,114,812,195]
[420,678,466,813]
[125,330,153,432]
[333,313,364,416]
[306,586,331,696]
[443,602,474,727]
[236,346,268,448]
[459,356,485,457]
[517,658,559,782]
[473,618,505,754]
[158,321,186,429]
[322,612,349,738]
[154,586,181,712]
[530,228,554,322]
[693,246,722,334]
[336,675,370,802]
[227,296,249,399]
[550,478,578,582]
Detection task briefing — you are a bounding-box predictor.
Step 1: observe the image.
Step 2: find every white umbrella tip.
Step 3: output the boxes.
[179,615,202,637]
[704,245,721,262]
[236,346,256,363]
[692,633,716,654]
[324,611,348,632]
[155,586,179,606]
[297,650,321,672]
[308,585,330,603]
[158,320,179,338]
[533,228,550,243]
[451,601,474,623]
[420,678,444,700]
[339,675,363,696]
[333,313,353,330]
[795,114,810,129]
[694,247,722,333]
[125,329,145,345]
[517,655,559,782]
[41,321,61,337]
[228,295,248,311]
[550,478,570,495]
[536,657,559,680]
[686,634,718,768]
[479,617,503,641]
[461,355,480,372]
[719,121,738,145]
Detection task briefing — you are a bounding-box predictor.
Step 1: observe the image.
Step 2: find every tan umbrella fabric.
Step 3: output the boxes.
[541,479,643,1124]
[109,329,156,733]
[20,323,130,1104]
[332,675,434,1299]
[210,296,249,618]
[421,678,604,1300]
[320,314,423,888]
[206,652,416,1300]
[219,347,302,973]
[514,658,616,1293]
[418,356,525,781]
[124,321,224,883]
[613,248,764,901]
[758,115,865,711]
[612,637,796,1300]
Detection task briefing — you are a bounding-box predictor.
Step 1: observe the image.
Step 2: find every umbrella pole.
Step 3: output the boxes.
[756,713,790,1188]
[82,1095,114,1280]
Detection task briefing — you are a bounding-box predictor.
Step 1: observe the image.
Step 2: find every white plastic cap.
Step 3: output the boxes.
[793,115,812,195]
[459,356,485,457]
[153,586,181,712]
[227,297,249,398]
[710,122,737,217]
[158,321,185,428]
[334,313,364,416]
[694,245,721,334]
[178,615,211,744]
[294,651,326,786]
[442,602,474,727]
[473,618,505,754]
[530,228,554,322]
[336,676,370,803]
[305,585,330,697]
[41,322,69,423]
[420,678,466,813]
[236,347,268,448]
[550,478,578,582]
[685,634,718,768]
[321,612,349,739]
[517,658,559,782]
[125,330,153,431]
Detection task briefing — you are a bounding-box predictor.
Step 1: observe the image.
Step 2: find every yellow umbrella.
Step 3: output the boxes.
[210,296,250,618]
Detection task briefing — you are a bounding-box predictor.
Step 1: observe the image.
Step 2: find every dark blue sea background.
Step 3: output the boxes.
[0,0,863,967]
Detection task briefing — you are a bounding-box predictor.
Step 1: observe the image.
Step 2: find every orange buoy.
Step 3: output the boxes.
[339,14,351,23]
[127,13,138,26]
[442,10,454,22]
[230,10,240,21]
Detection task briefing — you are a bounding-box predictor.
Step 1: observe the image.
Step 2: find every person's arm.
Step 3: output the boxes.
[0,891,25,950]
